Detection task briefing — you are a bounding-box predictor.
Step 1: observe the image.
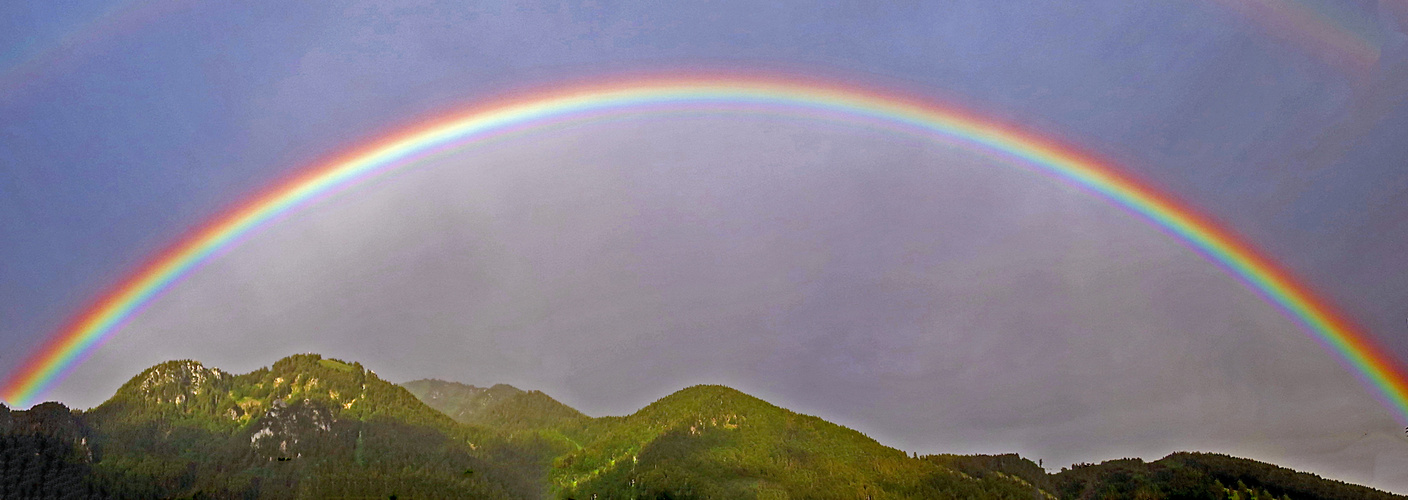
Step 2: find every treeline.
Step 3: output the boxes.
[1050,453,1402,500]
[933,452,1401,500]
[0,401,163,499]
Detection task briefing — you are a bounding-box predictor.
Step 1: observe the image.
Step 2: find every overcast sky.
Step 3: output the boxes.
[4,0,1408,493]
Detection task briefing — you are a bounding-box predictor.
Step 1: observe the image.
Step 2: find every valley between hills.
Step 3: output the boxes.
[0,353,1399,499]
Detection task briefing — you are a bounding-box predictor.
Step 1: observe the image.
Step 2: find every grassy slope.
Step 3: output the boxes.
[516,385,1043,499]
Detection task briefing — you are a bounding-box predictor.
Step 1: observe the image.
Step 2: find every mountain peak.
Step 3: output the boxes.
[633,384,774,421]
[112,359,231,407]
[403,379,585,430]
[95,355,452,430]
[268,353,363,374]
[663,383,756,400]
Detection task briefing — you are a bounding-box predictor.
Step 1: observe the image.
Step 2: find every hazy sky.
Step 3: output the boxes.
[4,0,1408,493]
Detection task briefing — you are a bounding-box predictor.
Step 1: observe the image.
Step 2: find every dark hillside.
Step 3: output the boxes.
[1050,453,1403,500]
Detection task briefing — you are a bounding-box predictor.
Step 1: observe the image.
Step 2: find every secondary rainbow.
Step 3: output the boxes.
[1210,0,1383,73]
[4,75,1406,422]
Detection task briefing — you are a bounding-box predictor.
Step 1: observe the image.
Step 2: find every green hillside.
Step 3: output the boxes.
[551,384,1005,499]
[533,385,1081,499]
[1,354,1403,500]
[78,354,538,499]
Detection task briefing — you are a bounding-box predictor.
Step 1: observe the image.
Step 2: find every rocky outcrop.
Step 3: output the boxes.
[248,398,336,460]
[129,360,231,407]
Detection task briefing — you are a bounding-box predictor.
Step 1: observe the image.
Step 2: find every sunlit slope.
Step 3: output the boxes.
[82,354,535,499]
[405,379,1408,500]
[505,384,1048,499]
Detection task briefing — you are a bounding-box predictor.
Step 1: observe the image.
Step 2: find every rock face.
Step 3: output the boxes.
[134,360,228,395]
[114,359,233,413]
[248,398,336,459]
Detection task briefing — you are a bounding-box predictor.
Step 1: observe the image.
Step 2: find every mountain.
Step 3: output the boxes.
[399,381,1038,498]
[402,379,588,432]
[1,354,1403,500]
[40,354,541,499]
[543,384,1043,499]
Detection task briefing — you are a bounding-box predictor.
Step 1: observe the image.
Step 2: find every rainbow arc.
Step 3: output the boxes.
[3,76,1404,424]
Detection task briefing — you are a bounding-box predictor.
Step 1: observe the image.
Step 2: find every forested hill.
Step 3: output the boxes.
[932,452,1403,500]
[0,354,1403,499]
[3,355,542,499]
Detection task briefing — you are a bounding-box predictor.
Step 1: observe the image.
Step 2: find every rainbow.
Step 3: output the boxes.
[0,0,195,98]
[1209,0,1382,73]
[3,75,1406,423]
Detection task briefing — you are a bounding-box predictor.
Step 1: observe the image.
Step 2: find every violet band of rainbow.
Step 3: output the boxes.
[4,77,1405,423]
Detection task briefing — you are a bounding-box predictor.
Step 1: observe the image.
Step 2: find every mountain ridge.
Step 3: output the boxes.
[0,354,1400,500]
[402,378,588,432]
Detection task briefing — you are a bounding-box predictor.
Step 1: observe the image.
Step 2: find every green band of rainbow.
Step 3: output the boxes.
[4,75,1405,422]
